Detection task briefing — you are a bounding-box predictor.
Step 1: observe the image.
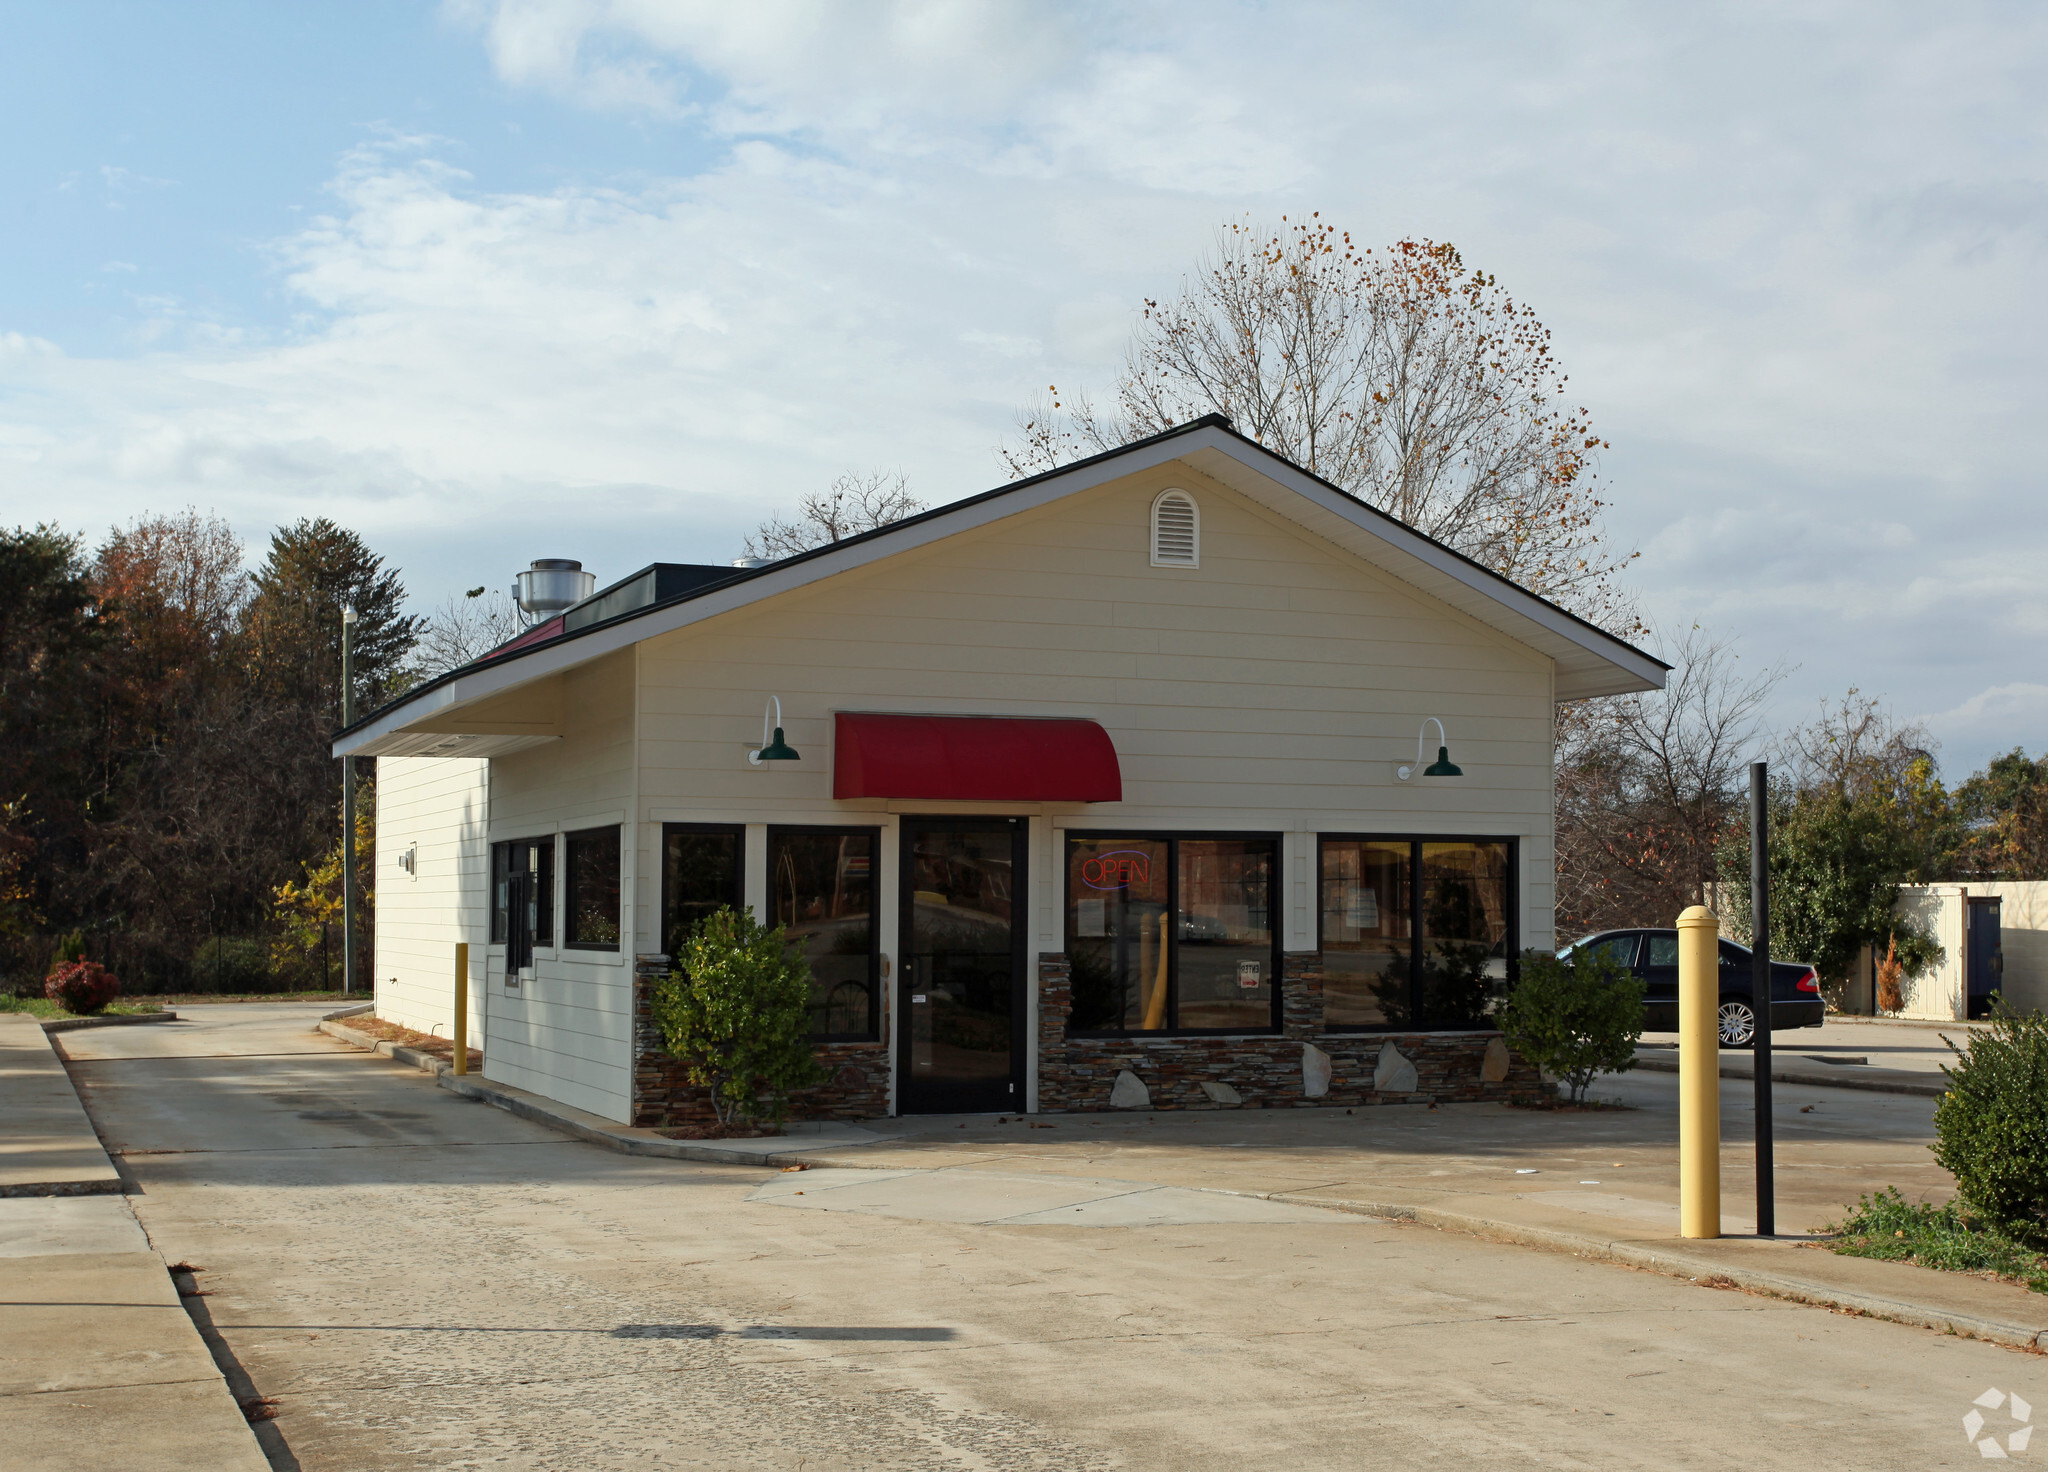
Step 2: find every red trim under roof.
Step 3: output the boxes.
[833,713,1122,802]
[491,615,564,657]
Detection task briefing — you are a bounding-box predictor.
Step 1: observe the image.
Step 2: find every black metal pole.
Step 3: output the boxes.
[341,607,358,998]
[1750,760,1774,1237]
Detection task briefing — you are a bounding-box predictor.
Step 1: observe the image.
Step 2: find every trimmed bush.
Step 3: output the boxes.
[651,906,822,1126]
[45,960,120,1015]
[1934,1007,2048,1248]
[1498,947,1644,1104]
[188,937,272,994]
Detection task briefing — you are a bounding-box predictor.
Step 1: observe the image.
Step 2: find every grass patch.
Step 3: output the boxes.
[2,990,352,1019]
[1825,1187,2048,1293]
[0,995,166,1020]
[126,991,353,1007]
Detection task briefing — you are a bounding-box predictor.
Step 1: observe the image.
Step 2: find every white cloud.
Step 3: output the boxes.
[1924,684,2048,768]
[1,0,2043,769]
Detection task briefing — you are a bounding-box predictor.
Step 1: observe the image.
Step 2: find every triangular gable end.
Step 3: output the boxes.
[335,417,1665,758]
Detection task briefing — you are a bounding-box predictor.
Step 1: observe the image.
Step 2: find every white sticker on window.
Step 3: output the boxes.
[1347,890,1379,930]
[1076,897,1106,937]
[1237,960,1263,989]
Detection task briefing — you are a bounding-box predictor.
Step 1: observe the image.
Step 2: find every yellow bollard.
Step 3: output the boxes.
[1677,905,1720,1238]
[453,941,469,1077]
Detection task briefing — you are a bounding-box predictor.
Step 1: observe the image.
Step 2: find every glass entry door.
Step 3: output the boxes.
[897,818,1025,1114]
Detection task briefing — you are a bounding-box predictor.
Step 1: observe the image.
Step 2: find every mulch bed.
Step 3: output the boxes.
[1506,1097,1637,1112]
[655,1122,786,1140]
[339,1015,483,1070]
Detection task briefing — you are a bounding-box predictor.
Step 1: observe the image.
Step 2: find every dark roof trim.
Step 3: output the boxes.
[336,411,1661,741]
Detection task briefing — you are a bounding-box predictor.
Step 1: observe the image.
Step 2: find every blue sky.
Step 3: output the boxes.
[2,1,2043,776]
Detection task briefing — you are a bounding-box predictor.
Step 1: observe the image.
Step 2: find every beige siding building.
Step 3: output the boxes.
[343,418,1664,1125]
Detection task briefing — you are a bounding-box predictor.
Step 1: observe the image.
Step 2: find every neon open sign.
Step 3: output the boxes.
[1080,851,1150,890]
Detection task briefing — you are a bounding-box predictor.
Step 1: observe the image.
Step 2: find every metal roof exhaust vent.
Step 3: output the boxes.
[731,556,773,569]
[515,559,595,618]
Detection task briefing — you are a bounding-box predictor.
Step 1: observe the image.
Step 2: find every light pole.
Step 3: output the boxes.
[341,606,358,997]
[1751,760,1775,1237]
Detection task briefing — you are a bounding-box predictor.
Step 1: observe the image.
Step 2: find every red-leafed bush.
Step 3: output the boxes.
[45,960,121,1016]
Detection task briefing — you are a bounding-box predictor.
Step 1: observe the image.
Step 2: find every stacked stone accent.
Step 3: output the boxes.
[631,950,1543,1123]
[629,956,890,1127]
[1033,951,1546,1113]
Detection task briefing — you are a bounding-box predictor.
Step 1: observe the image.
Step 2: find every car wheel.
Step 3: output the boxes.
[1718,998,1756,1049]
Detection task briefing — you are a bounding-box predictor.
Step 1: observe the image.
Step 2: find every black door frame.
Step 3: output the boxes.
[894,815,1029,1115]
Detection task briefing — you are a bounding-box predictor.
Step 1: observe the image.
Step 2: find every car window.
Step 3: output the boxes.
[1573,934,1638,967]
[1718,939,1752,965]
[1644,934,1679,967]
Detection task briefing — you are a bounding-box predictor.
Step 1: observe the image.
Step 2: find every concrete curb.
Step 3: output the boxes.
[318,1019,457,1079]
[317,1018,2042,1352]
[1631,1053,1947,1098]
[41,1010,177,1034]
[321,1002,374,1020]
[0,1176,127,1198]
[1187,1189,2047,1351]
[315,1019,876,1167]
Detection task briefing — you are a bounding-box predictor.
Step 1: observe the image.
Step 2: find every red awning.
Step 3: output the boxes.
[833,713,1122,802]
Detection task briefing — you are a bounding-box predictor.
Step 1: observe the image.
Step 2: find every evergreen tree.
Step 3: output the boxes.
[245,517,420,727]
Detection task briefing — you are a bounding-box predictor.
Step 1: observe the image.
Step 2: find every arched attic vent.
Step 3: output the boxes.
[1150,489,1199,568]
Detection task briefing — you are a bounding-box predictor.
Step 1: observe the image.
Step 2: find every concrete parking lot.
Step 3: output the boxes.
[54,1004,2040,1470]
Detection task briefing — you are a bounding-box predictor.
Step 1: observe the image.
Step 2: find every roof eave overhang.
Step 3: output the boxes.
[1171,438,1667,701]
[334,421,1663,758]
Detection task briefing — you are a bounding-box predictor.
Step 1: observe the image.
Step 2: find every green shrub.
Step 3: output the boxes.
[651,906,822,1126]
[1498,947,1644,1104]
[1824,1187,2048,1292]
[1933,1007,2048,1247]
[188,937,273,995]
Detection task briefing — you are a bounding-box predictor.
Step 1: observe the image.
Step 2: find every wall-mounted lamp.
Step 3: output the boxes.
[1396,717,1463,781]
[748,696,801,766]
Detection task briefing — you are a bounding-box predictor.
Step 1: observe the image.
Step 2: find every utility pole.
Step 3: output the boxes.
[341,606,358,997]
[1750,760,1775,1237]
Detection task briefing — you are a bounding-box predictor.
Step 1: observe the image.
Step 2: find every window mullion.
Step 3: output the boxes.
[1410,840,1424,1026]
[1166,838,1179,1032]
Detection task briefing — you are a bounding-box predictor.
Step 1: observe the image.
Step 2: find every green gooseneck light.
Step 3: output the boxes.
[1398,717,1462,780]
[749,696,801,765]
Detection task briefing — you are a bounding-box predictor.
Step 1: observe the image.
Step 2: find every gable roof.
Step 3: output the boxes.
[335,415,1667,758]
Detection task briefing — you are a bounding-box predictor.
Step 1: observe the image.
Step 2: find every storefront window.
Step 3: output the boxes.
[770,828,878,1040]
[662,825,742,957]
[491,838,554,948]
[564,827,621,949]
[1066,835,1278,1034]
[1320,840,1407,1028]
[1321,837,1514,1030]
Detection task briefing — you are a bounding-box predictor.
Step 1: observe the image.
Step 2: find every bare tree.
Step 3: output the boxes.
[746,471,925,559]
[1555,625,1788,936]
[411,587,525,680]
[1784,689,1937,800]
[1003,219,1636,630]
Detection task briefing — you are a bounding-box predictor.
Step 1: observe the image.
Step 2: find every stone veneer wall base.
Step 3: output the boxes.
[627,951,1545,1124]
[1033,952,1547,1113]
[629,956,889,1127]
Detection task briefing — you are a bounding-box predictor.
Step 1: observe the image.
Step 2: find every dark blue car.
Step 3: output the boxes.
[1557,928,1825,1047]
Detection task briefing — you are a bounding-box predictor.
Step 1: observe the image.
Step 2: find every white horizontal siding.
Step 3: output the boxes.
[633,464,1559,955]
[477,649,638,1123]
[372,756,489,1042]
